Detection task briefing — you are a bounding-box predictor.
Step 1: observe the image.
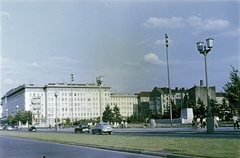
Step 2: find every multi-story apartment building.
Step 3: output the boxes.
[136,92,151,116]
[149,87,187,116]
[1,82,137,126]
[109,93,138,118]
[0,103,2,124]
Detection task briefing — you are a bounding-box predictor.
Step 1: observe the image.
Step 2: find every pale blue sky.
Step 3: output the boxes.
[1,0,239,96]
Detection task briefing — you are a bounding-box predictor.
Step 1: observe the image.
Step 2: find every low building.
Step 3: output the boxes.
[109,93,138,118]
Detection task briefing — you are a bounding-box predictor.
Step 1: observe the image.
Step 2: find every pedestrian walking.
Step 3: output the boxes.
[233,116,239,129]
[216,116,221,127]
[124,121,128,128]
[202,118,206,128]
[214,117,218,128]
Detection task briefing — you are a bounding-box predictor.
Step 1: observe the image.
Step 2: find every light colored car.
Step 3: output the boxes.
[92,122,113,135]
[6,126,13,131]
[0,126,3,130]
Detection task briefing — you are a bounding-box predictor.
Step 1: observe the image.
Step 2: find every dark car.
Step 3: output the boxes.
[74,124,90,133]
[29,126,36,132]
[92,122,113,135]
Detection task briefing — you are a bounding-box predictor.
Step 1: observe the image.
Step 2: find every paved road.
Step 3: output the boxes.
[15,126,240,139]
[0,136,161,158]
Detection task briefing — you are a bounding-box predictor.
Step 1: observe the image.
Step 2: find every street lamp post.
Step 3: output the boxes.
[16,106,19,129]
[5,109,8,126]
[196,37,214,133]
[165,34,172,126]
[71,74,74,127]
[6,109,8,118]
[96,76,104,122]
[54,91,59,131]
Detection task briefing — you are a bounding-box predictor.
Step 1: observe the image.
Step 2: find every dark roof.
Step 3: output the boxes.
[136,91,151,97]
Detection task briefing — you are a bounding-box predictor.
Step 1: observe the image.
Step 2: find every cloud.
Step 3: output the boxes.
[1,11,10,18]
[3,78,20,85]
[142,16,185,28]
[144,53,164,65]
[124,61,141,66]
[28,62,41,67]
[142,16,230,35]
[152,39,174,47]
[186,16,229,35]
[218,28,240,37]
[138,38,152,45]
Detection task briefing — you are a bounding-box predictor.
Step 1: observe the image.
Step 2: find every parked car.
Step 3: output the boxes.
[92,122,113,135]
[4,126,12,131]
[0,126,3,130]
[74,124,90,133]
[29,126,37,132]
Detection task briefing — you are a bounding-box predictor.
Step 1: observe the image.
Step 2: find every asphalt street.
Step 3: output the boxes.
[29,126,240,139]
[1,126,239,158]
[0,136,161,158]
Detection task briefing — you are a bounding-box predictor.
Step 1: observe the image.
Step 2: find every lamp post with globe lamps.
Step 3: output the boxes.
[96,76,104,123]
[54,91,59,131]
[196,38,214,133]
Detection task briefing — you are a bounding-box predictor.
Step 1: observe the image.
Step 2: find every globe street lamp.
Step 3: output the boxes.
[71,74,74,127]
[96,76,104,122]
[54,91,59,131]
[165,34,172,126]
[196,37,214,133]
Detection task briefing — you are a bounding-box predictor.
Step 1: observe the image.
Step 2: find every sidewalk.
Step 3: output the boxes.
[112,126,240,133]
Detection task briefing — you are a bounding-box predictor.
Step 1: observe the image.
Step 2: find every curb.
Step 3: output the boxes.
[94,146,203,158]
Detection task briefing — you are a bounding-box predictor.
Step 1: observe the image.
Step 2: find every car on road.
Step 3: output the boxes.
[29,126,37,132]
[74,124,90,133]
[4,126,13,131]
[0,126,3,130]
[92,122,113,135]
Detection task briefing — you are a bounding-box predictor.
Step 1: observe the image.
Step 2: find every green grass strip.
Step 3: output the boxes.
[1,131,239,158]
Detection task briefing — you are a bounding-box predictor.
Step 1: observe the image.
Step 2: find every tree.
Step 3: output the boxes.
[66,117,71,124]
[112,104,122,123]
[210,99,220,117]
[223,66,240,115]
[219,98,230,121]
[23,111,33,125]
[6,115,15,125]
[15,111,24,125]
[102,104,114,123]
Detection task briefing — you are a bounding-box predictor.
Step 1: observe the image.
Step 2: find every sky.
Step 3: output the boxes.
[1,0,239,97]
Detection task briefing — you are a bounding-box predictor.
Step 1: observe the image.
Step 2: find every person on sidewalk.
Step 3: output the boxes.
[121,121,124,128]
[124,121,128,128]
[233,116,239,129]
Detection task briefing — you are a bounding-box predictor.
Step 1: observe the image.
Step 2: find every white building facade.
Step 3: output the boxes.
[109,93,138,117]
[1,83,137,126]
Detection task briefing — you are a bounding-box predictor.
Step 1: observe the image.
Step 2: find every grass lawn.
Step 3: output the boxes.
[0,131,239,158]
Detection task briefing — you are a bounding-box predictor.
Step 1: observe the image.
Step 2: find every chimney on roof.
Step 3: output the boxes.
[200,80,204,87]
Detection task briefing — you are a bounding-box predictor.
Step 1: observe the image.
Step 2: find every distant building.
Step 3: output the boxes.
[149,87,187,117]
[136,91,151,116]
[109,93,138,118]
[215,92,228,104]
[0,102,2,124]
[1,83,137,127]
[188,80,216,105]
